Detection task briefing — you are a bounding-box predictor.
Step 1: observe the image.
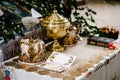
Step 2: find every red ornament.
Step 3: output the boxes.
[5,76,10,80]
[109,45,116,50]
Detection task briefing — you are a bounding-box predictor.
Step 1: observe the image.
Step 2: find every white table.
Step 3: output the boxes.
[2,39,120,80]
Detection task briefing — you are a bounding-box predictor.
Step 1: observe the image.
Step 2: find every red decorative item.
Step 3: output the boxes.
[108,43,113,46]
[5,76,10,80]
[109,45,116,50]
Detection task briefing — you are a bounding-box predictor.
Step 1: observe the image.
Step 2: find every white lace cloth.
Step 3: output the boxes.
[3,38,120,80]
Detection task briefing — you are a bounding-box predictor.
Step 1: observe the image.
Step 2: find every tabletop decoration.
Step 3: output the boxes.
[63,26,78,46]
[99,26,119,40]
[38,51,76,72]
[108,43,116,50]
[87,36,114,47]
[5,70,10,80]
[19,37,47,64]
[40,8,70,52]
[4,65,16,80]
[21,16,39,31]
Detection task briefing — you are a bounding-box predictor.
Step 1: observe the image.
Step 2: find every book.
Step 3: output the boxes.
[87,36,114,47]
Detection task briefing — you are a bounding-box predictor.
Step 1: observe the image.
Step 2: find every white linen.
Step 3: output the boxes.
[3,38,120,80]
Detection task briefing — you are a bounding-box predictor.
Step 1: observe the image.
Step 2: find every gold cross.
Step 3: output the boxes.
[52,4,57,10]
